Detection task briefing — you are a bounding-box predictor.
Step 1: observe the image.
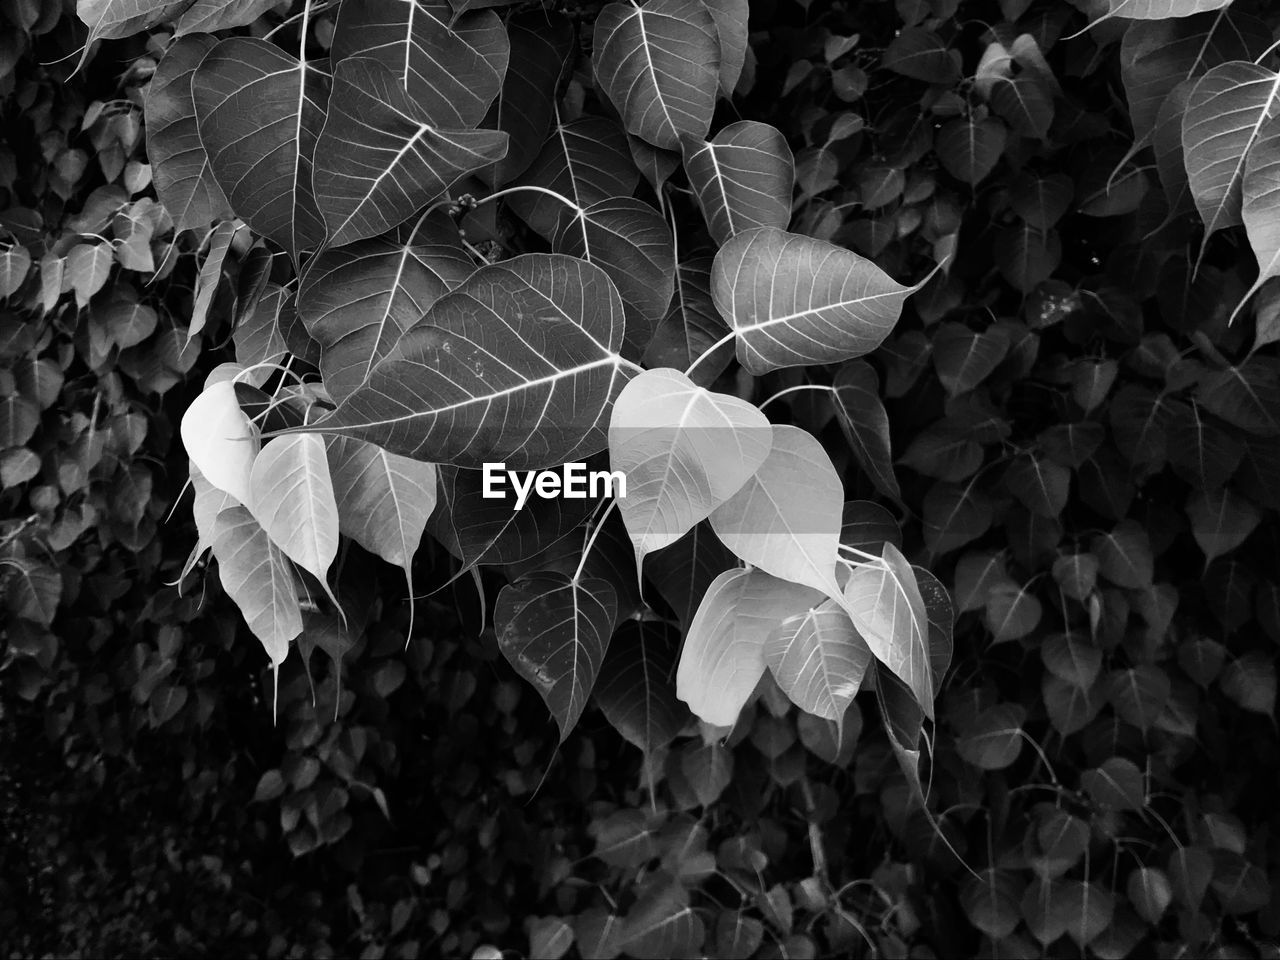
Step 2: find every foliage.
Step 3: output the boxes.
[3,0,1280,958]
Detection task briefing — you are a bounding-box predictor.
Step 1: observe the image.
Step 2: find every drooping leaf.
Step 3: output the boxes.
[313,57,509,248]
[1197,360,1280,436]
[703,0,748,96]
[1107,664,1172,730]
[1004,454,1069,518]
[993,223,1061,293]
[594,619,689,754]
[956,703,1025,770]
[304,254,633,469]
[985,580,1042,643]
[1042,633,1103,688]
[1080,756,1146,811]
[173,0,277,34]
[620,880,706,959]
[646,522,736,631]
[1188,486,1261,562]
[77,0,194,45]
[682,121,794,245]
[676,568,824,727]
[882,27,960,84]
[833,359,900,502]
[1107,0,1232,19]
[764,598,872,728]
[593,0,721,150]
[297,214,472,403]
[962,870,1025,940]
[145,34,233,233]
[709,424,844,599]
[330,0,509,129]
[1181,61,1280,244]
[841,500,902,554]
[643,258,732,386]
[1237,112,1280,314]
[1008,172,1073,229]
[843,543,933,716]
[609,367,771,564]
[936,116,1006,184]
[553,197,675,358]
[1092,520,1154,589]
[874,662,926,800]
[192,37,329,260]
[190,219,242,341]
[923,480,995,557]
[932,322,1010,396]
[211,503,301,665]
[495,571,617,740]
[1168,399,1245,490]
[711,227,915,375]
[180,379,258,505]
[247,434,340,603]
[1219,650,1276,715]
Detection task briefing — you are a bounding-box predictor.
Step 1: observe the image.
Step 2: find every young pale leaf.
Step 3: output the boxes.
[1181,62,1280,243]
[495,571,617,740]
[330,0,509,129]
[248,434,340,599]
[763,598,872,727]
[594,620,690,755]
[710,425,844,600]
[180,379,258,506]
[843,543,933,717]
[304,254,632,469]
[682,121,794,245]
[313,57,509,248]
[644,258,732,386]
[833,360,901,501]
[610,367,771,563]
[711,227,914,375]
[211,504,301,666]
[676,568,825,727]
[192,37,329,260]
[145,35,233,232]
[593,0,721,150]
[297,215,472,403]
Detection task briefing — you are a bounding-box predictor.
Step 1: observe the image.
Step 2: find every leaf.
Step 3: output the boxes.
[593,0,721,150]
[962,870,1025,940]
[1005,454,1069,518]
[180,380,258,505]
[211,504,301,665]
[1168,846,1214,911]
[192,37,328,260]
[1107,665,1171,730]
[956,703,1025,770]
[954,550,1007,612]
[714,912,762,960]
[620,880,706,959]
[482,12,575,188]
[710,227,915,375]
[1197,361,1280,436]
[710,424,844,599]
[882,27,960,84]
[77,0,193,44]
[609,367,771,563]
[66,243,113,308]
[495,571,617,740]
[1107,0,1232,19]
[923,480,995,557]
[529,917,574,960]
[247,434,340,610]
[643,258,732,386]
[1181,61,1280,244]
[993,223,1061,292]
[1080,756,1146,811]
[297,214,472,403]
[1237,113,1280,314]
[874,662,926,800]
[3,555,61,626]
[646,523,736,631]
[1220,651,1276,715]
[594,620,690,754]
[1092,520,1153,589]
[330,0,509,129]
[703,0,748,96]
[1042,633,1103,688]
[936,116,1006,184]
[146,35,233,233]
[985,581,1042,643]
[676,568,824,727]
[932,322,1010,395]
[1168,399,1245,489]
[832,360,900,502]
[682,121,794,245]
[1188,487,1261,562]
[841,500,902,554]
[190,219,241,341]
[305,254,632,469]
[764,598,873,727]
[313,57,508,248]
[843,543,933,716]
[553,197,675,358]
[510,116,638,238]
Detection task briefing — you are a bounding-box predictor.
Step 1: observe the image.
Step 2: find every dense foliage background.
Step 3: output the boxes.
[2,0,1279,957]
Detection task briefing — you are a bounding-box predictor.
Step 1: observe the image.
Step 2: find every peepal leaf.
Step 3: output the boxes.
[180,379,258,506]
[1108,0,1231,17]
[1188,487,1261,563]
[1238,113,1280,313]
[764,598,873,727]
[710,424,846,600]
[594,620,689,754]
[297,215,472,403]
[609,367,771,563]
[682,121,794,245]
[330,0,509,129]
[644,258,732,385]
[1182,62,1280,243]
[593,0,721,150]
[173,0,278,34]
[646,523,736,631]
[211,504,301,665]
[313,57,508,248]
[146,35,233,233]
[711,227,915,375]
[193,37,329,260]
[843,543,934,716]
[833,359,901,501]
[308,254,633,469]
[704,0,748,96]
[496,571,617,740]
[677,568,825,727]
[78,0,193,43]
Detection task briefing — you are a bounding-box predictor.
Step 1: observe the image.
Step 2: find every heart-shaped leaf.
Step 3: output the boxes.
[682,121,794,245]
[703,0,748,96]
[833,359,901,502]
[646,523,737,631]
[313,57,509,248]
[193,37,329,260]
[594,620,690,754]
[711,227,915,375]
[211,504,301,666]
[180,379,259,505]
[643,258,732,386]
[306,254,633,469]
[495,571,617,740]
[593,0,721,150]
[1188,486,1261,563]
[764,598,872,728]
[676,568,825,727]
[611,367,771,565]
[957,703,1025,770]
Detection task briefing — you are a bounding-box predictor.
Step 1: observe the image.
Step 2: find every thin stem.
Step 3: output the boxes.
[759,383,835,410]
[475,184,582,216]
[838,542,884,564]
[572,499,619,584]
